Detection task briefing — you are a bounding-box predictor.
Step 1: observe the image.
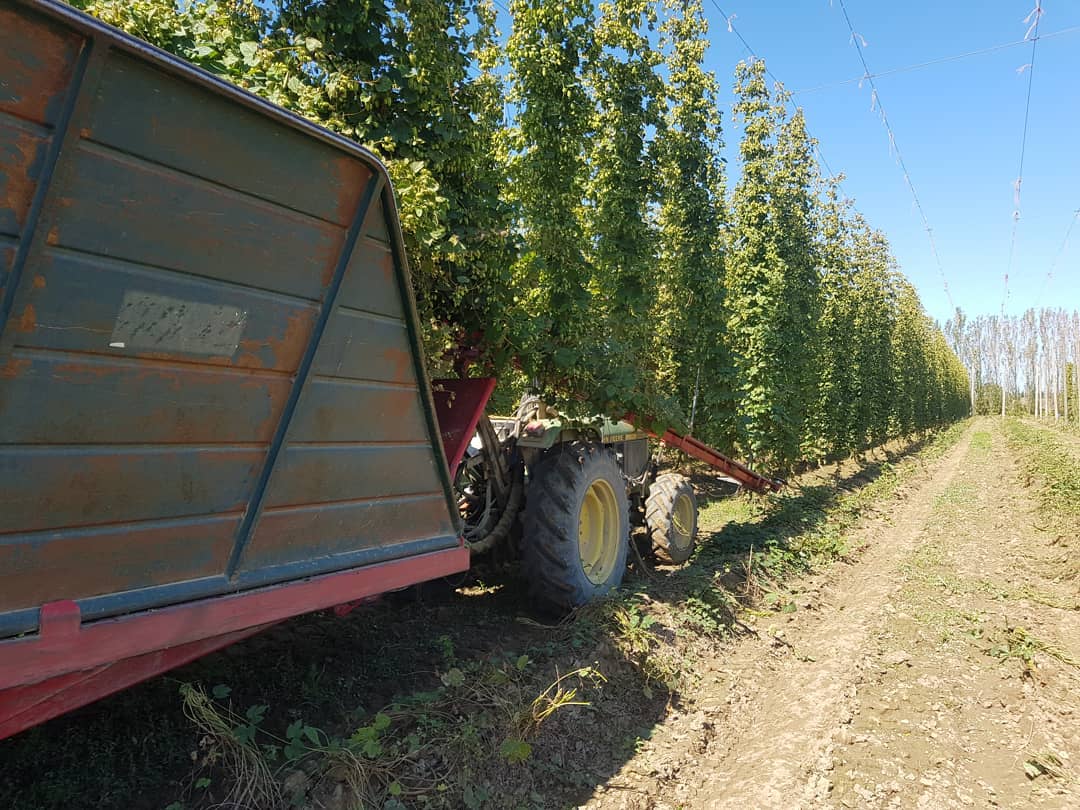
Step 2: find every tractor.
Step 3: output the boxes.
[454,397,780,610]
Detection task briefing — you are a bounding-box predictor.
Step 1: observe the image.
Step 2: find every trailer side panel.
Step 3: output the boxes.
[0,0,460,640]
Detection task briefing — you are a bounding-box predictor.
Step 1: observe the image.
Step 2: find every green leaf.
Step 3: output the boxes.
[238,41,259,65]
[233,724,256,745]
[499,738,532,764]
[211,684,231,699]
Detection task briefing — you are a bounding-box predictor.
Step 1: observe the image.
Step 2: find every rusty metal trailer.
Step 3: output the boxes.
[0,0,778,740]
[0,0,501,739]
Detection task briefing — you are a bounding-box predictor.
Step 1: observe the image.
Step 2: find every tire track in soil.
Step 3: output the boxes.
[585,425,977,810]
[691,427,976,809]
[818,420,1080,809]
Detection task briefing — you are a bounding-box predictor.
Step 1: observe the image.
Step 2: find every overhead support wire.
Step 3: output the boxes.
[1033,209,1080,309]
[707,1,838,181]
[1003,0,1043,315]
[834,0,956,313]
[790,23,1080,95]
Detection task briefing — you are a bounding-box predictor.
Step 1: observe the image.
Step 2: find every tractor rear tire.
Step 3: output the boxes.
[522,442,630,611]
[646,473,698,565]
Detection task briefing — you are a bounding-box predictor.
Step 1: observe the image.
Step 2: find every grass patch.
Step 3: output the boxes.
[1004,419,1080,523]
[932,480,976,510]
[1003,419,1080,580]
[969,430,992,452]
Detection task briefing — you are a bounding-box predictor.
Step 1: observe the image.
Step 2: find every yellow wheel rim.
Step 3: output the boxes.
[578,478,621,585]
[672,492,695,552]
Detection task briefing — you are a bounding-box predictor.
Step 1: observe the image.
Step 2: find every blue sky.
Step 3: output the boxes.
[694,0,1080,324]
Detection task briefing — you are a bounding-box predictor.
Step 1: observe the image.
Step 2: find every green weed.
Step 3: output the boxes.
[1005,420,1080,522]
[1004,419,1080,580]
[986,625,1079,674]
[1023,750,1074,783]
[605,602,682,688]
[176,655,604,809]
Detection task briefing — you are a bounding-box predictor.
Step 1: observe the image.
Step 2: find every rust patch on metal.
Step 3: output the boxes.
[331,157,371,226]
[32,275,45,289]
[237,308,315,371]
[320,251,340,288]
[0,7,82,125]
[0,517,235,609]
[381,345,415,383]
[15,304,35,333]
[52,360,114,382]
[133,350,235,368]
[40,359,287,443]
[0,358,29,379]
[0,129,42,231]
[232,350,265,370]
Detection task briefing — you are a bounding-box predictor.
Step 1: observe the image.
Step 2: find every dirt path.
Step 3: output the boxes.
[586,420,1080,810]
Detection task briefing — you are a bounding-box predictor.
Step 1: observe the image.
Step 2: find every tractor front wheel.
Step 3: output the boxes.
[646,473,698,565]
[522,442,630,610]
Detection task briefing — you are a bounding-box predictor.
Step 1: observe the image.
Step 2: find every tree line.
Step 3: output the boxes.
[75,0,970,471]
[947,308,1080,421]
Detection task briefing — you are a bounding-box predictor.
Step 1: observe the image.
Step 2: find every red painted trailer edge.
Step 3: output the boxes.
[0,545,469,739]
[431,377,499,478]
[0,624,274,740]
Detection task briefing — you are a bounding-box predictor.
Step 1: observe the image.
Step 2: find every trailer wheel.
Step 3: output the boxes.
[646,473,698,565]
[522,442,630,610]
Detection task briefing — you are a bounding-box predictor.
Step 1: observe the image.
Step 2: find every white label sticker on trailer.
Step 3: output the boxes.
[110,291,248,356]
